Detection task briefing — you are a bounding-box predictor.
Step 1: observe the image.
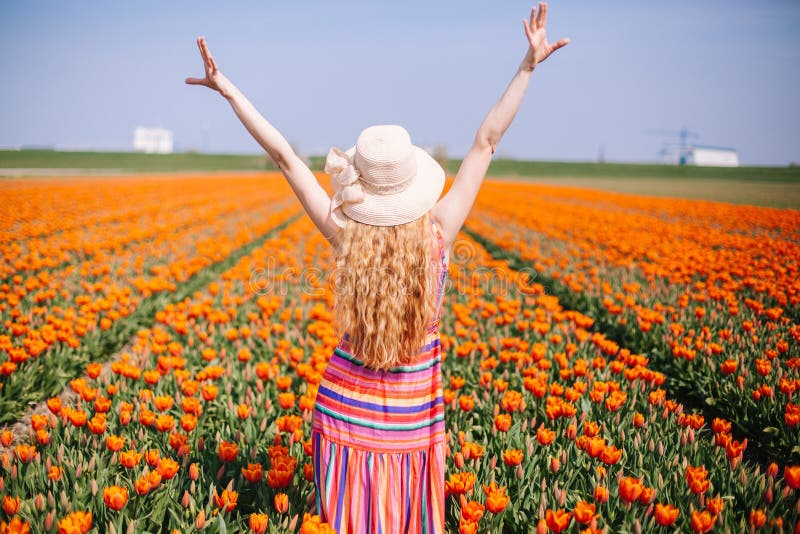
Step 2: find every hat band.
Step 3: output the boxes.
[359,174,414,195]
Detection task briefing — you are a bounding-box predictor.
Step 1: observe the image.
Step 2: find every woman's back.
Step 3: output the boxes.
[311,217,448,533]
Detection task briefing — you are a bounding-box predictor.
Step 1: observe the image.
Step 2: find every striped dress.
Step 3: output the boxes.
[311,217,448,534]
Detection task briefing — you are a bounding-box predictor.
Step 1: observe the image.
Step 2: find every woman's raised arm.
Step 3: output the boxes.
[431,2,569,248]
[186,37,341,247]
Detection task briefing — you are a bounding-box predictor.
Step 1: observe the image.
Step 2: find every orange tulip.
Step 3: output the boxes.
[573,501,595,525]
[46,398,62,416]
[48,466,63,481]
[237,347,251,362]
[189,462,200,481]
[459,395,475,412]
[458,519,478,534]
[32,428,47,446]
[494,414,511,432]
[583,421,600,438]
[14,444,36,464]
[249,513,269,534]
[242,463,264,484]
[182,396,203,416]
[706,497,724,516]
[767,463,778,478]
[276,376,293,390]
[0,430,13,447]
[749,509,766,529]
[145,449,161,467]
[462,442,484,460]
[299,513,337,534]
[619,477,644,503]
[711,418,731,434]
[278,393,296,410]
[450,376,466,390]
[719,359,738,375]
[502,449,523,467]
[169,432,188,456]
[214,489,238,513]
[219,441,239,463]
[690,510,715,533]
[500,390,523,412]
[57,511,92,534]
[153,395,174,411]
[2,495,20,515]
[266,467,294,489]
[134,477,151,496]
[119,410,132,426]
[147,470,162,489]
[654,503,679,527]
[87,414,107,435]
[103,486,128,511]
[304,462,314,482]
[195,510,206,530]
[482,482,510,513]
[105,435,125,452]
[632,412,645,427]
[138,409,155,427]
[274,492,289,513]
[154,414,174,433]
[30,414,48,431]
[536,427,555,446]
[180,414,198,432]
[686,465,710,495]
[277,415,304,433]
[446,472,477,496]
[201,384,218,401]
[158,458,180,480]
[545,509,572,533]
[461,501,485,523]
[584,437,605,459]
[783,465,800,490]
[119,450,142,469]
[0,518,30,534]
[638,487,655,505]
[600,445,622,465]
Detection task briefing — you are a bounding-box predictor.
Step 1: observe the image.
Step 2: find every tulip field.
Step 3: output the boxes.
[1,173,798,533]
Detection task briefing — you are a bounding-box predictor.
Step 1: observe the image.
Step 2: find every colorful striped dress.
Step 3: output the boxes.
[311,218,448,534]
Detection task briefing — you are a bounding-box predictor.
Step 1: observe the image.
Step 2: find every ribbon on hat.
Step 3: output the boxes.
[324,147,365,228]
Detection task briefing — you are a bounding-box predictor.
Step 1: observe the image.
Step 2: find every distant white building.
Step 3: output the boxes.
[133,127,173,154]
[685,145,739,167]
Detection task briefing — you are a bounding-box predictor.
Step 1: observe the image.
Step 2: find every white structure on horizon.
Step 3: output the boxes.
[685,145,739,167]
[133,127,173,154]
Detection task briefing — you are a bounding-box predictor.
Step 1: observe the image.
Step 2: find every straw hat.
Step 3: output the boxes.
[324,125,445,227]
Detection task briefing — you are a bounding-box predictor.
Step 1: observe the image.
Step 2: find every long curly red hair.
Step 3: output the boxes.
[332,211,438,371]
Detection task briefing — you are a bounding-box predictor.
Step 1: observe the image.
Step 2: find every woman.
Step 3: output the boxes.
[186,4,568,532]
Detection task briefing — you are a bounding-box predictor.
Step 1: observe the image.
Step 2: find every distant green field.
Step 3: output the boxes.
[0,149,276,173]
[4,149,797,181]
[449,159,800,182]
[3,149,798,208]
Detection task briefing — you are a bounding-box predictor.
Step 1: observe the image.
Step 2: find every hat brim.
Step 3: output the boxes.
[341,145,446,226]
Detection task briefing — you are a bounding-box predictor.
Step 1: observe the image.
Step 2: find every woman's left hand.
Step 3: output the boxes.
[522,2,570,70]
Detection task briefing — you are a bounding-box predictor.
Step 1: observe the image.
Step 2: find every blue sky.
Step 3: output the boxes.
[1,0,798,165]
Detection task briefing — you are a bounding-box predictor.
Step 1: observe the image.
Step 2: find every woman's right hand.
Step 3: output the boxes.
[185,36,236,98]
[521,2,569,71]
